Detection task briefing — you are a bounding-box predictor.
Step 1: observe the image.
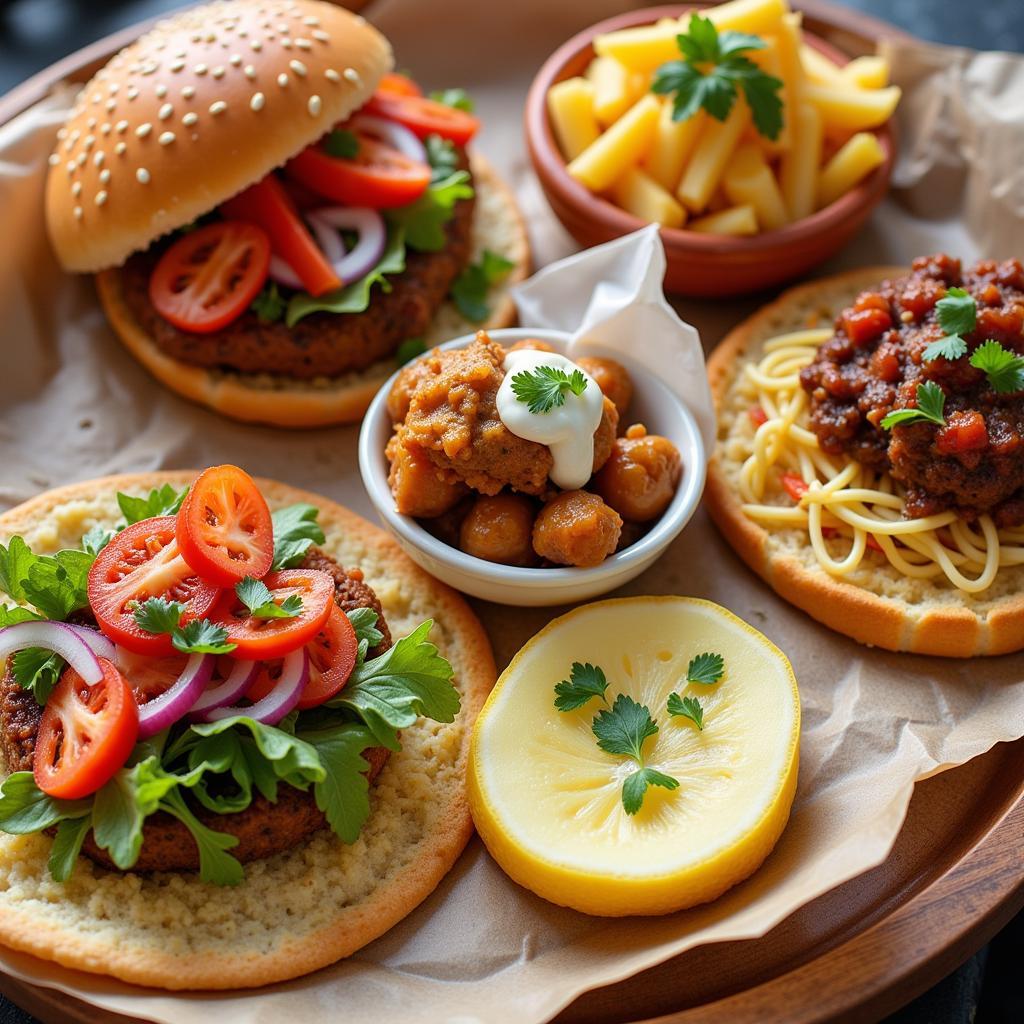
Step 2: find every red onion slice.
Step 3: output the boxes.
[136,652,215,739]
[188,659,260,719]
[0,620,102,686]
[268,254,303,290]
[64,624,116,662]
[308,207,386,285]
[349,114,427,165]
[196,648,308,726]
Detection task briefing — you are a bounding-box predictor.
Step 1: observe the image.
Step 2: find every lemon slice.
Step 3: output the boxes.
[468,596,800,916]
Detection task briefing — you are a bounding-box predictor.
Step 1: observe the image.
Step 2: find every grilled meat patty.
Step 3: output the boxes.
[0,548,392,873]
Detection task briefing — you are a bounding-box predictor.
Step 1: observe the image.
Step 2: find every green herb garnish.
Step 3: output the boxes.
[132,596,236,655]
[667,693,704,730]
[428,88,474,112]
[511,365,589,414]
[881,380,947,429]
[235,576,302,620]
[651,13,783,140]
[686,651,725,685]
[251,281,286,324]
[396,338,427,366]
[922,287,975,362]
[451,250,516,323]
[270,503,325,570]
[553,662,609,712]
[323,128,360,159]
[969,339,1024,394]
[117,485,188,526]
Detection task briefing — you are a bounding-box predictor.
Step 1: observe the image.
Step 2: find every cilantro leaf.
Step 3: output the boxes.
[0,537,93,621]
[687,651,725,686]
[117,484,188,526]
[0,605,41,629]
[300,722,376,843]
[172,619,236,655]
[936,287,977,338]
[621,766,680,815]
[133,595,185,635]
[425,134,459,181]
[428,87,474,112]
[969,339,1024,394]
[396,338,427,366]
[881,380,947,429]
[510,364,589,414]
[322,128,360,158]
[159,786,243,886]
[251,281,286,324]
[48,816,91,882]
[451,250,516,323]
[347,607,384,651]
[12,648,63,705]
[81,525,113,556]
[386,170,474,252]
[286,228,406,326]
[554,662,609,712]
[651,14,782,140]
[271,503,326,569]
[922,334,968,362]
[235,576,302,619]
[332,619,460,750]
[592,694,659,761]
[667,693,704,730]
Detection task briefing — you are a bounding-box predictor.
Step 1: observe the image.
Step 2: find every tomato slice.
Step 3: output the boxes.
[87,516,222,656]
[286,133,431,209]
[209,568,334,658]
[780,472,809,503]
[376,72,422,97]
[34,658,139,799]
[220,174,341,297]
[176,465,273,587]
[363,92,479,145]
[245,604,358,709]
[148,222,270,334]
[114,647,190,704]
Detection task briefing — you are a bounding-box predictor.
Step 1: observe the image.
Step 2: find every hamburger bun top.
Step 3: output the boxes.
[45,0,392,272]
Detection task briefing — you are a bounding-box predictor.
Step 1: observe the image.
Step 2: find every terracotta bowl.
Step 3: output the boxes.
[524,3,896,297]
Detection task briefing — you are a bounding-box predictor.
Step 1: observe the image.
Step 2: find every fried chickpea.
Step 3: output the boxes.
[532,490,622,567]
[459,493,538,566]
[576,357,633,417]
[387,433,468,518]
[591,396,619,474]
[594,424,682,522]
[387,355,436,423]
[508,338,556,353]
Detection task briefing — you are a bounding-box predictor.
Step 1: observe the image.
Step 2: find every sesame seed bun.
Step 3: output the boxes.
[45,0,392,272]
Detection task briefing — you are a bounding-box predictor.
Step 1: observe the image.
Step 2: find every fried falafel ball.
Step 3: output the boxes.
[386,432,469,518]
[576,356,633,418]
[532,490,622,567]
[594,424,682,522]
[459,492,539,566]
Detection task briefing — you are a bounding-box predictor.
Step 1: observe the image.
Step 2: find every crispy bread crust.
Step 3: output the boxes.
[96,154,530,428]
[0,472,496,989]
[705,267,1024,657]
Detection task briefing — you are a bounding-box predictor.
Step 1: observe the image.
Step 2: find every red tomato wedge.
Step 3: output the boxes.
[176,465,274,587]
[220,174,341,296]
[209,568,334,658]
[34,658,138,799]
[149,222,270,334]
[363,92,479,145]
[287,133,431,209]
[245,604,358,709]
[87,517,222,656]
[376,72,422,97]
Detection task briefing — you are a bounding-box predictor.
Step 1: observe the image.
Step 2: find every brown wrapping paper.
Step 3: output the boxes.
[0,2,1023,1021]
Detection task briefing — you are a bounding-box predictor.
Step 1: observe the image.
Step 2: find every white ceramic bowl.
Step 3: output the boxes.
[358,328,706,606]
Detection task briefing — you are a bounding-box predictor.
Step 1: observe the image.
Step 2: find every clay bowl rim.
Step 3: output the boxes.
[524,2,897,258]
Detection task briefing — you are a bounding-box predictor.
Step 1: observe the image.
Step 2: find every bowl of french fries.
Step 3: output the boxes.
[525,0,899,297]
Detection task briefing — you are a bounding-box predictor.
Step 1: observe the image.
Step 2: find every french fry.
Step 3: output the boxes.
[773,12,804,152]
[723,143,789,230]
[547,77,600,161]
[841,55,890,89]
[800,44,845,85]
[677,102,749,212]
[706,0,788,36]
[689,204,759,235]
[779,101,823,220]
[642,102,705,192]
[806,83,901,135]
[567,94,660,192]
[611,166,687,227]
[587,56,641,127]
[816,131,885,208]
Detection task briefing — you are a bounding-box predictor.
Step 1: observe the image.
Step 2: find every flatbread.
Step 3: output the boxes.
[0,471,496,989]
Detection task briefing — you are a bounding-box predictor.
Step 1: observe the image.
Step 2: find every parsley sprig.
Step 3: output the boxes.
[667,652,726,731]
[969,339,1024,394]
[511,365,589,414]
[234,576,302,620]
[651,13,783,140]
[132,596,237,655]
[450,250,515,323]
[922,287,975,362]
[554,662,609,711]
[881,380,947,430]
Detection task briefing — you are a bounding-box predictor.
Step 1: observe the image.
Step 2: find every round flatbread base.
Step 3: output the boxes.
[0,472,496,989]
[96,153,530,428]
[706,267,1024,657]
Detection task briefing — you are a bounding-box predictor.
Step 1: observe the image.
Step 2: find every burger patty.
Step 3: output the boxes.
[800,254,1024,524]
[0,549,393,874]
[117,166,476,380]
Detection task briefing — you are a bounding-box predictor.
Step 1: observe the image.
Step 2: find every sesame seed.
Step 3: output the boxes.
[213,66,225,78]
[277,73,288,87]
[91,92,101,104]
[251,39,263,51]
[324,68,340,83]
[195,63,208,75]
[289,59,307,76]
[170,59,185,73]
[191,33,201,43]
[141,63,158,76]
[70,129,80,142]
[280,38,292,49]
[66,162,75,175]
[303,15,319,25]
[250,91,265,111]
[99,168,111,183]
[182,86,196,100]
[159,103,173,120]
[87,117,97,129]
[127,87,138,100]
[116,120,128,133]
[155,84,168,98]
[95,190,108,206]
[230,54,242,66]
[183,111,199,126]
[100,123,111,136]
[353,14,365,25]
[76,153,86,166]
[115,141,127,155]
[313,30,329,42]
[73,206,83,220]
[48,153,60,166]
[296,38,311,50]
[209,100,227,115]
[105,98,117,112]
[238,28,248,37]
[93,151,104,166]
[307,94,321,116]
[57,128,67,140]
[136,167,151,184]
[72,181,82,195]
[244,64,257,79]
[159,131,176,145]
[136,123,152,138]
[83,135,95,150]
[109,83,119,94]
[343,68,360,84]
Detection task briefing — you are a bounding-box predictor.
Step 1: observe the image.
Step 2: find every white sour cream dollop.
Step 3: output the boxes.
[495,349,605,490]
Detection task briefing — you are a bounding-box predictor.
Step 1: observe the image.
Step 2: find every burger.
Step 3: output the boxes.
[44,0,529,427]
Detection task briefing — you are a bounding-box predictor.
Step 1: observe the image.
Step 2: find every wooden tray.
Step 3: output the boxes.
[0,3,1021,1023]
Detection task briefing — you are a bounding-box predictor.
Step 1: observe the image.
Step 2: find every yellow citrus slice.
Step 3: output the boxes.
[468,596,800,916]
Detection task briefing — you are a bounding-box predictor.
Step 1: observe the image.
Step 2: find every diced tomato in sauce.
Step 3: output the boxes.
[936,410,989,455]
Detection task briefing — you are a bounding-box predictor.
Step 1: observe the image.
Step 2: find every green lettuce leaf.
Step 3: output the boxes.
[271,503,326,570]
[299,722,376,843]
[48,816,92,882]
[159,787,243,886]
[386,171,473,252]
[0,772,91,832]
[117,484,188,526]
[0,537,92,620]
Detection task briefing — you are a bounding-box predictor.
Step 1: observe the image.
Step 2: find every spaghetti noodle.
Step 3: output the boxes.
[727,329,1024,594]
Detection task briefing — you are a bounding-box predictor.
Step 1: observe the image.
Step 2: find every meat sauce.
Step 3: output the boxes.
[799,254,1024,525]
